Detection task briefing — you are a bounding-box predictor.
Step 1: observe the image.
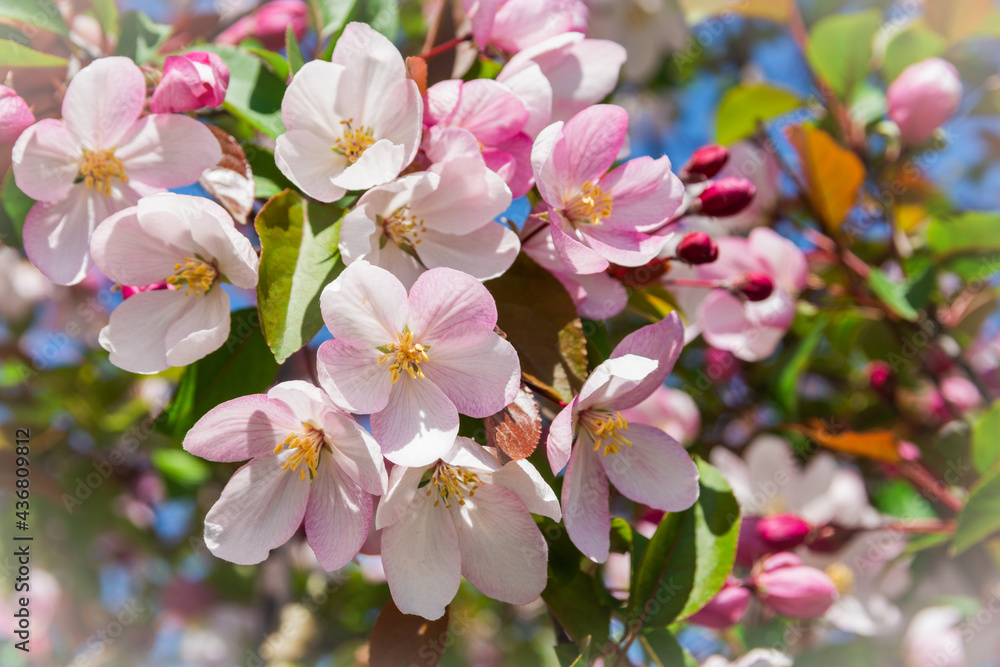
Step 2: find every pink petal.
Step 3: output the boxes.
[203,454,310,564]
[698,290,783,362]
[530,120,564,205]
[463,0,503,47]
[546,400,578,473]
[320,260,408,345]
[748,227,808,294]
[0,87,35,145]
[447,79,529,145]
[558,270,628,320]
[496,61,553,136]
[332,138,408,192]
[184,394,298,462]
[562,443,611,562]
[416,223,521,282]
[371,377,460,467]
[275,129,349,203]
[486,132,534,197]
[305,457,373,571]
[116,115,222,189]
[321,410,388,495]
[164,289,232,368]
[90,204,188,287]
[316,337,393,414]
[599,156,684,230]
[490,460,562,520]
[380,494,461,620]
[407,267,498,343]
[61,56,146,149]
[605,312,685,409]
[549,104,628,195]
[424,79,463,126]
[11,119,80,202]
[489,0,581,52]
[599,423,700,511]
[549,214,609,274]
[581,224,667,267]
[375,464,428,530]
[422,332,520,418]
[457,485,548,604]
[577,354,659,412]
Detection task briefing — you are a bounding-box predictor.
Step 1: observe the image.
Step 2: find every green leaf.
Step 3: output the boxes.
[554,638,592,667]
[848,82,887,127]
[776,315,827,418]
[0,169,33,249]
[581,318,612,369]
[0,39,68,68]
[927,212,1000,259]
[868,268,919,321]
[972,401,1000,474]
[286,24,306,75]
[872,479,936,519]
[806,9,882,98]
[151,449,211,486]
[314,0,358,39]
[246,145,296,198]
[361,0,399,38]
[115,11,172,64]
[255,190,346,363]
[952,467,1000,555]
[195,45,286,138]
[640,628,698,667]
[91,0,120,37]
[159,309,281,437]
[542,570,611,650]
[244,45,290,81]
[883,26,946,83]
[0,0,70,37]
[627,458,740,629]
[715,83,801,145]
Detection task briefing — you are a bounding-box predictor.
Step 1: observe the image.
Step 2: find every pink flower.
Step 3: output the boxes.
[424,79,535,196]
[903,607,967,667]
[275,23,422,203]
[217,0,309,50]
[547,313,700,562]
[688,577,751,629]
[619,384,701,446]
[941,375,982,413]
[498,33,626,124]
[89,194,259,374]
[184,381,387,569]
[375,436,560,619]
[463,0,588,52]
[888,57,962,146]
[11,57,222,285]
[150,52,230,113]
[316,261,520,467]
[339,127,518,287]
[0,85,34,145]
[531,104,684,274]
[753,552,838,619]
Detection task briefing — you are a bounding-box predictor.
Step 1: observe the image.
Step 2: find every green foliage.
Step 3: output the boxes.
[91,0,119,37]
[151,449,212,487]
[115,11,172,64]
[927,212,1000,259]
[0,169,32,249]
[640,628,699,667]
[882,26,946,83]
[0,0,69,37]
[314,0,359,39]
[867,266,936,322]
[972,401,1000,474]
[715,83,801,145]
[776,315,828,418]
[0,38,68,67]
[286,25,307,75]
[806,9,882,98]
[196,45,287,138]
[255,190,347,363]
[952,467,1000,555]
[542,570,611,651]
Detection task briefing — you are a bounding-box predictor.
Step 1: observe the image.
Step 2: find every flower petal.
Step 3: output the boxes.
[332,138,407,191]
[548,104,628,194]
[164,288,231,368]
[322,410,388,495]
[116,115,222,189]
[204,453,310,564]
[89,205,187,286]
[11,119,80,202]
[407,267,498,343]
[699,289,784,362]
[581,224,667,267]
[416,223,521,283]
[600,156,684,230]
[280,60,345,140]
[577,354,659,412]
[321,260,407,345]
[604,311,685,409]
[447,79,529,145]
[316,337,393,414]
[371,376,460,467]
[549,214,609,274]
[61,56,145,149]
[422,333,520,418]
[376,464,428,529]
[184,394,298,462]
[275,129,349,203]
[305,457,373,570]
[546,399,578,474]
[490,460,562,520]
[600,423,700,511]
[562,441,611,562]
[496,61,552,136]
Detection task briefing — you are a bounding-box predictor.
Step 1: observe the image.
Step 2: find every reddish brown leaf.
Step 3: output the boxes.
[369,599,450,667]
[793,420,900,463]
[405,56,428,96]
[199,124,255,224]
[486,385,542,462]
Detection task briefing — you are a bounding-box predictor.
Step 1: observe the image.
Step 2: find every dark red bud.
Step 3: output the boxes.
[676,231,719,265]
[868,360,895,400]
[739,272,774,302]
[682,144,729,180]
[756,514,811,551]
[696,177,756,217]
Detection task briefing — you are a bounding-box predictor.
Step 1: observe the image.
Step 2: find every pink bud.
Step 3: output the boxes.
[682,144,729,180]
[941,376,982,413]
[676,232,719,265]
[696,177,756,217]
[150,52,230,114]
[121,282,170,299]
[736,516,767,567]
[217,0,310,50]
[688,578,751,629]
[704,347,738,383]
[0,85,35,145]
[753,553,838,619]
[887,57,962,146]
[868,360,895,400]
[897,440,921,462]
[756,514,811,552]
[738,271,774,302]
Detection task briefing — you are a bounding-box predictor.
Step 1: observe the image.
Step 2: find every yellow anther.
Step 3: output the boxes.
[275,424,325,481]
[377,328,429,383]
[581,410,631,457]
[79,148,128,196]
[566,180,614,226]
[424,464,481,509]
[382,205,428,248]
[332,118,375,163]
[824,562,855,595]
[165,257,218,296]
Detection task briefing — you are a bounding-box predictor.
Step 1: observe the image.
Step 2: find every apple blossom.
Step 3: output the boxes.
[753,552,838,619]
[531,104,684,274]
[619,384,701,446]
[11,57,222,285]
[903,607,967,667]
[688,577,750,629]
[89,194,258,374]
[184,381,387,569]
[888,57,962,146]
[463,0,588,53]
[547,313,700,561]
[0,85,34,145]
[375,436,560,619]
[216,0,309,50]
[339,127,518,286]
[274,22,422,203]
[316,261,520,466]
[150,52,230,113]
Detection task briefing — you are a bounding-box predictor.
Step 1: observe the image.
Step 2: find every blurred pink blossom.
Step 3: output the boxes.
[150,52,230,113]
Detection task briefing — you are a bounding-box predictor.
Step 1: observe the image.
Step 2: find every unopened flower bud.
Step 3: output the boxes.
[757,514,811,552]
[150,52,230,114]
[696,177,756,217]
[868,360,895,400]
[676,232,719,265]
[217,0,309,50]
[897,440,921,462]
[753,552,838,619]
[0,85,34,145]
[806,523,860,553]
[688,577,750,629]
[888,58,962,146]
[739,272,773,302]
[682,144,729,180]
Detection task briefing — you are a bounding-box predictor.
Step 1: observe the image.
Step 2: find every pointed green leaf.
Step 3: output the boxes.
[952,468,1000,555]
[716,83,801,145]
[0,0,69,37]
[806,9,882,98]
[972,401,1000,474]
[0,39,67,68]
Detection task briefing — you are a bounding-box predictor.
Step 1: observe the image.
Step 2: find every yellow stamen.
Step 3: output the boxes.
[165,257,218,296]
[274,424,325,481]
[377,328,429,383]
[79,148,128,197]
[332,118,375,163]
[424,464,481,509]
[566,180,614,226]
[824,562,855,595]
[383,205,428,249]
[581,410,631,457]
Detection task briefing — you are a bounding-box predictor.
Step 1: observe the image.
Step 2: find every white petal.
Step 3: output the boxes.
[275,129,349,203]
[376,464,429,529]
[599,423,700,512]
[371,376,459,467]
[320,260,407,345]
[422,333,520,418]
[99,289,200,374]
[562,440,611,562]
[323,410,388,495]
[490,460,561,520]
[576,354,659,412]
[305,457,373,571]
[316,337,392,414]
[61,56,145,149]
[164,288,232,368]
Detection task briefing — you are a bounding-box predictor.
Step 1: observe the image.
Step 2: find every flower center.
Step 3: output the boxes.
[377,328,429,383]
[332,118,375,164]
[824,562,855,595]
[566,181,614,226]
[274,424,325,482]
[165,257,218,296]
[382,205,428,249]
[79,148,128,196]
[581,410,631,457]
[424,464,481,509]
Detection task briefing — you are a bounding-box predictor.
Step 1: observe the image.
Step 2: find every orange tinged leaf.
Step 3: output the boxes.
[679,0,793,24]
[793,420,900,463]
[406,56,428,96]
[786,125,865,232]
